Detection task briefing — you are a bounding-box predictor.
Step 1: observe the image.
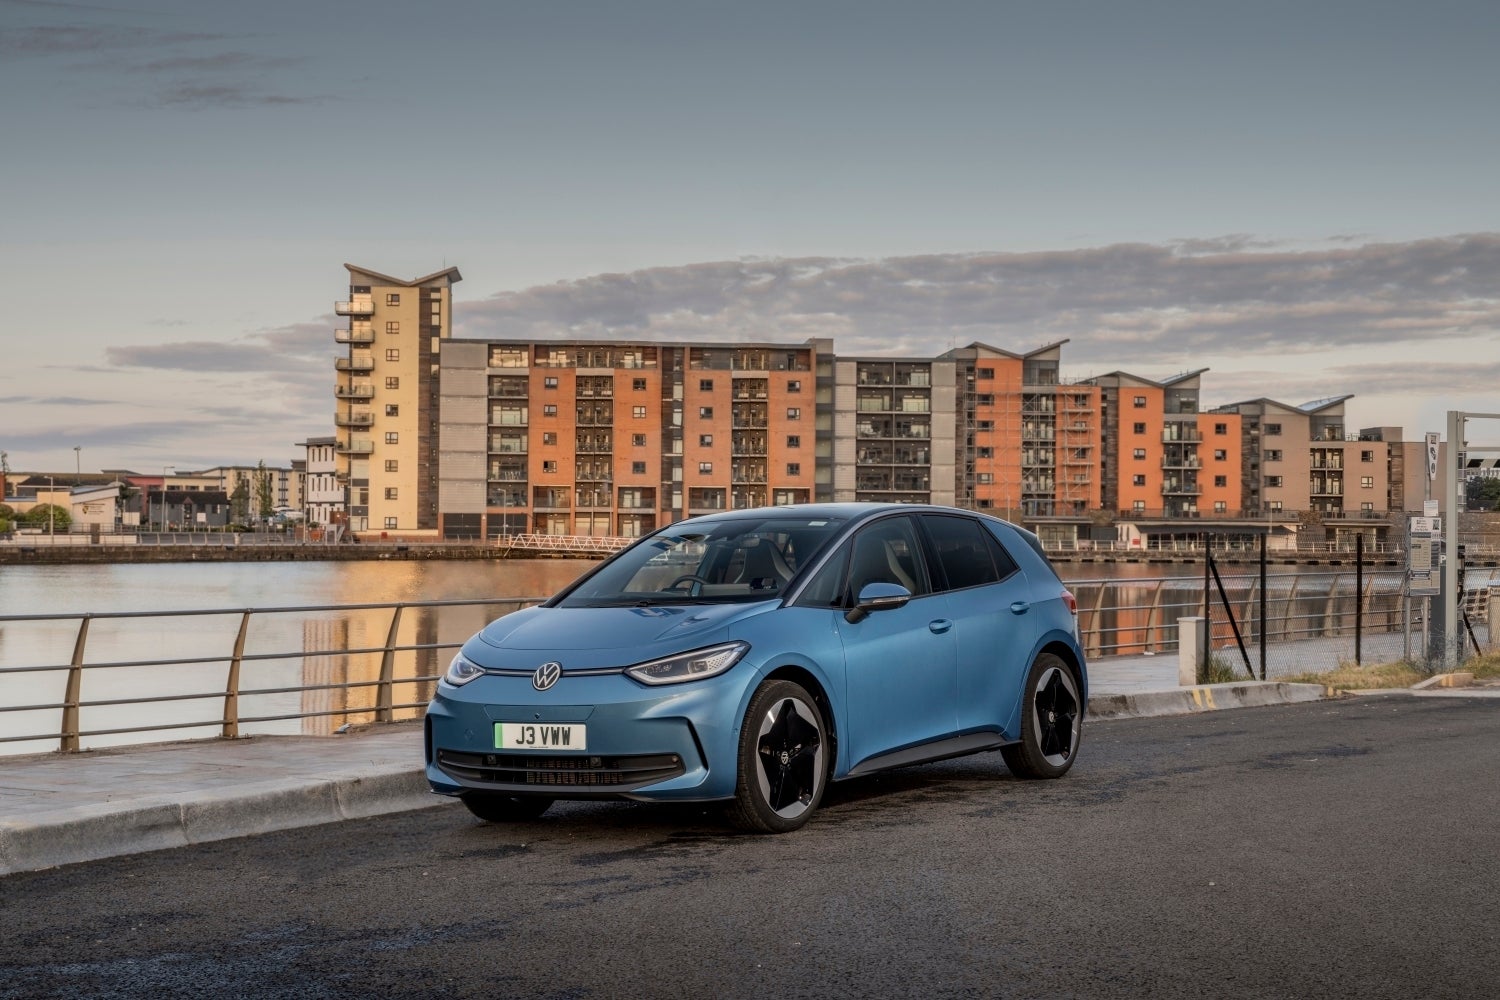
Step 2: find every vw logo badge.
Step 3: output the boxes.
[532,661,562,691]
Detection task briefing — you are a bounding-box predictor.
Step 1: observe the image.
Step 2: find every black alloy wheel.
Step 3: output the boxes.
[1001,652,1082,779]
[726,679,827,833]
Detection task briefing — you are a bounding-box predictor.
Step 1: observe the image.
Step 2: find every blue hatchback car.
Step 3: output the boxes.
[425,503,1086,832]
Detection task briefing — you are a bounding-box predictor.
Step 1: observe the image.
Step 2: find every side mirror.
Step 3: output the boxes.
[845,581,912,623]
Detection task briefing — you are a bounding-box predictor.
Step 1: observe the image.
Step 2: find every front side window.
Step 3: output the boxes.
[843,516,929,601]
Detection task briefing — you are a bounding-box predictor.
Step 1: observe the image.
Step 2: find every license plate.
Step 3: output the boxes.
[495,722,587,751]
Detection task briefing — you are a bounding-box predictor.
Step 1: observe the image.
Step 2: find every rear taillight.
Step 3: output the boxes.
[1061,588,1077,615]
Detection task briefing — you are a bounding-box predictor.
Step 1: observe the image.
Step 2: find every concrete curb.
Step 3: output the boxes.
[1087,682,1332,720]
[1412,672,1475,690]
[0,770,450,877]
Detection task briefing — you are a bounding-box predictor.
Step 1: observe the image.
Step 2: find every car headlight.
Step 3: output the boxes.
[444,651,486,687]
[625,641,749,686]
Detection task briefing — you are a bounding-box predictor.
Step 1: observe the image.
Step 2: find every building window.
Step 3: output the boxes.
[385,460,398,472]
[1215,475,1227,487]
[1133,500,1146,511]
[384,487,398,500]
[385,321,399,335]
[1361,476,1374,488]
[384,349,400,362]
[787,435,801,448]
[977,472,993,484]
[699,434,713,446]
[1361,501,1375,511]
[976,446,993,458]
[699,379,714,392]
[699,462,713,474]
[1133,396,1147,408]
[632,433,646,446]
[1362,450,1375,462]
[976,420,993,431]
[385,432,399,444]
[1214,501,1228,512]
[1265,450,1282,462]
[1267,476,1283,487]
[1133,422,1146,434]
[385,377,399,389]
[1214,449,1227,461]
[385,404,399,417]
[785,462,801,476]
[1132,475,1146,486]
[542,432,556,445]
[542,404,557,416]
[976,367,994,380]
[699,406,713,419]
[633,406,647,418]
[788,380,801,392]
[543,461,557,473]
[1132,448,1146,460]
[633,378,647,391]
[1264,423,1282,436]
[1215,423,1228,435]
[1269,500,1283,511]
[384,517,398,528]
[543,376,558,389]
[787,407,801,420]
[386,294,400,306]
[632,461,647,474]
[976,393,995,406]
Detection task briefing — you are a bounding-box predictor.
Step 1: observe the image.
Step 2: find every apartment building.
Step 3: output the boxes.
[299,436,344,527]
[1211,396,1392,545]
[334,264,463,535]
[433,338,833,540]
[1085,370,1242,518]
[939,342,1104,523]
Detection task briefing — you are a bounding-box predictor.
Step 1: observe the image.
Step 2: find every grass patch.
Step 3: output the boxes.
[1199,654,1246,685]
[1466,651,1500,679]
[1282,659,1428,691]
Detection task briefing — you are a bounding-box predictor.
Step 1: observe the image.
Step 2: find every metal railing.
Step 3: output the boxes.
[0,598,543,754]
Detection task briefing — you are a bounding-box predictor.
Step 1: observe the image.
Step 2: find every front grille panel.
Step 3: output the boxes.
[436,749,684,791]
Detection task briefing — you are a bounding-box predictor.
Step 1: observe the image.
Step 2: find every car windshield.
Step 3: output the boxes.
[557,515,847,607]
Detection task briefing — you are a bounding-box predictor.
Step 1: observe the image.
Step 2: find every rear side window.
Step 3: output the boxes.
[922,514,1012,591]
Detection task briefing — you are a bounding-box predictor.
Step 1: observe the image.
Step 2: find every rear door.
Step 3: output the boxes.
[918,513,1036,735]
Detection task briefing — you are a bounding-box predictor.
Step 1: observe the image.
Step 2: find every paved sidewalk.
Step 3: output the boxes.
[1,656,1329,876]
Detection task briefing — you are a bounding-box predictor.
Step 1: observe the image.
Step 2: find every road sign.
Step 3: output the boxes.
[1408,516,1440,596]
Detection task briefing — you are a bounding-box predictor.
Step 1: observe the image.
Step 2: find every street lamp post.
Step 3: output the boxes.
[48,476,55,539]
[74,446,81,485]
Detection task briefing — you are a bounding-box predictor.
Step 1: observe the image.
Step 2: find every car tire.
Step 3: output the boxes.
[459,793,554,823]
[725,680,828,833]
[1001,653,1082,780]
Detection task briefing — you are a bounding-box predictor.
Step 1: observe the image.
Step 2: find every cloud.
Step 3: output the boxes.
[105,321,331,374]
[1,10,325,109]
[0,395,118,406]
[456,234,1500,365]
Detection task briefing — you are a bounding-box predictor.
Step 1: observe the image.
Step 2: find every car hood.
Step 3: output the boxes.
[474,600,778,652]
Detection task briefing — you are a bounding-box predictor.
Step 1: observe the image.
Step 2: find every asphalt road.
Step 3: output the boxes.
[2,694,1498,999]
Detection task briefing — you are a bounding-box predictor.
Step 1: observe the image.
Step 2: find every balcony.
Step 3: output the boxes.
[1162,428,1203,443]
[335,323,375,345]
[1161,456,1202,470]
[1161,482,1203,496]
[336,354,375,373]
[334,411,374,428]
[335,297,375,316]
[336,439,374,455]
[336,384,375,400]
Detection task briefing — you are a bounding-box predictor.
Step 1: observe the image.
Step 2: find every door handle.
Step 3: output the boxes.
[928,619,953,634]
[1010,601,1031,615]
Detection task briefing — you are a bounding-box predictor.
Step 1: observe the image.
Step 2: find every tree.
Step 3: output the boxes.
[21,503,71,532]
[230,477,251,524]
[1467,476,1500,512]
[254,460,275,523]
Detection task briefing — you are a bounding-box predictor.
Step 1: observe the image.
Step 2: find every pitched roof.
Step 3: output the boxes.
[344,264,463,287]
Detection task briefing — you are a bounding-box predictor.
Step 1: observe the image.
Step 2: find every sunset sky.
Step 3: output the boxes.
[3,0,1498,473]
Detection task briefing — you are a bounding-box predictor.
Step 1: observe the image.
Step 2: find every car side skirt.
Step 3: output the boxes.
[844,731,1012,779]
